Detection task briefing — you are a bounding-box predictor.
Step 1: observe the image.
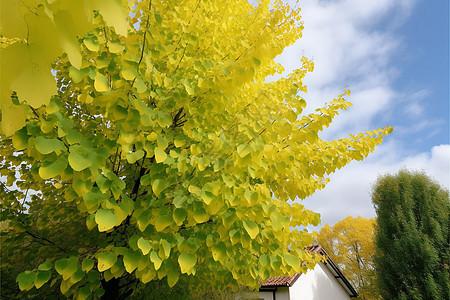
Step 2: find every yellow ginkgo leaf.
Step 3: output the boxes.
[178,253,197,274]
[94,73,109,92]
[154,147,167,163]
[243,220,259,239]
[95,209,118,232]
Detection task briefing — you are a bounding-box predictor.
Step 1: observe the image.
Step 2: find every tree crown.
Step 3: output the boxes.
[1,0,392,298]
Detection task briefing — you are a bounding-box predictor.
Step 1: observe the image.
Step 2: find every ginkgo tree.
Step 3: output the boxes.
[0,0,392,298]
[317,216,379,300]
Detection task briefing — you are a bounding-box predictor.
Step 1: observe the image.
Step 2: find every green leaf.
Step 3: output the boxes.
[160,239,171,259]
[38,261,53,271]
[156,111,172,127]
[203,182,221,196]
[109,42,123,53]
[17,271,36,291]
[150,251,162,270]
[83,189,106,211]
[12,127,29,150]
[299,98,307,108]
[174,136,185,148]
[211,242,227,262]
[200,191,214,205]
[55,256,78,280]
[311,212,320,226]
[154,13,163,24]
[87,271,99,283]
[135,77,147,93]
[178,253,197,274]
[35,270,52,289]
[68,152,92,171]
[97,252,117,272]
[10,60,57,109]
[157,134,168,150]
[83,37,99,51]
[2,97,27,137]
[259,255,269,267]
[167,267,180,287]
[321,155,333,164]
[193,207,209,223]
[95,208,118,232]
[82,258,95,272]
[70,267,84,284]
[55,259,68,275]
[93,0,129,36]
[152,179,168,197]
[86,214,97,230]
[183,78,195,95]
[173,208,187,225]
[69,66,88,83]
[237,144,252,158]
[126,150,144,163]
[123,250,141,273]
[140,173,151,186]
[155,214,173,232]
[78,286,91,300]
[137,211,151,232]
[121,68,137,80]
[46,98,61,114]
[94,73,109,92]
[35,136,65,154]
[66,129,82,145]
[137,237,151,255]
[284,253,300,270]
[243,220,259,239]
[270,256,282,270]
[173,195,187,208]
[154,147,167,163]
[39,156,68,179]
[219,66,231,76]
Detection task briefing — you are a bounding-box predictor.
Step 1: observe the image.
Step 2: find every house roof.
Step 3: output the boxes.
[261,273,301,287]
[260,244,358,298]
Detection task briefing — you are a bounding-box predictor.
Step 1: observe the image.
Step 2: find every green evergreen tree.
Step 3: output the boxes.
[372,170,449,300]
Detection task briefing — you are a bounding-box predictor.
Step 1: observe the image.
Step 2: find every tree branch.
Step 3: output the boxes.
[24,230,67,253]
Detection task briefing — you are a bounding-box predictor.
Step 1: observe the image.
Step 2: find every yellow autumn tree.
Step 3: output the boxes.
[317,216,379,300]
[1,0,391,298]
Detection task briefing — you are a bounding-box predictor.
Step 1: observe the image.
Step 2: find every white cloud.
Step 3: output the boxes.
[302,142,450,228]
[279,0,403,121]
[403,89,429,117]
[275,0,449,227]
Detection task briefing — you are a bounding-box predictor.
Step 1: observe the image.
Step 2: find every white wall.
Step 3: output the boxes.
[277,287,290,300]
[259,291,274,300]
[258,287,289,300]
[288,263,350,300]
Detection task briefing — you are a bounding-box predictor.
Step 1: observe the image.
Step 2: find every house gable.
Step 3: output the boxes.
[259,245,358,299]
[288,262,350,300]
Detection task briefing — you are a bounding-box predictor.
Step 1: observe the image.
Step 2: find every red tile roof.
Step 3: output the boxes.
[261,245,324,287]
[259,244,358,297]
[262,273,301,287]
[305,244,324,254]
[260,245,323,287]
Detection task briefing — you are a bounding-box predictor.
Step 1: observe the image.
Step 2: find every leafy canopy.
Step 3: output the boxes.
[317,216,379,300]
[1,0,392,298]
[372,170,449,300]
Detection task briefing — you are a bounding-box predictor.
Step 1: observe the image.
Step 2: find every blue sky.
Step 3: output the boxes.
[278,0,449,227]
[391,0,449,153]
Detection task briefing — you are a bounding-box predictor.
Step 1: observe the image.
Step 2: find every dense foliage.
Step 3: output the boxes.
[317,216,379,300]
[372,170,449,300]
[1,0,391,298]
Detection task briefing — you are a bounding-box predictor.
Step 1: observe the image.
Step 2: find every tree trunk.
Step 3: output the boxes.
[101,278,121,300]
